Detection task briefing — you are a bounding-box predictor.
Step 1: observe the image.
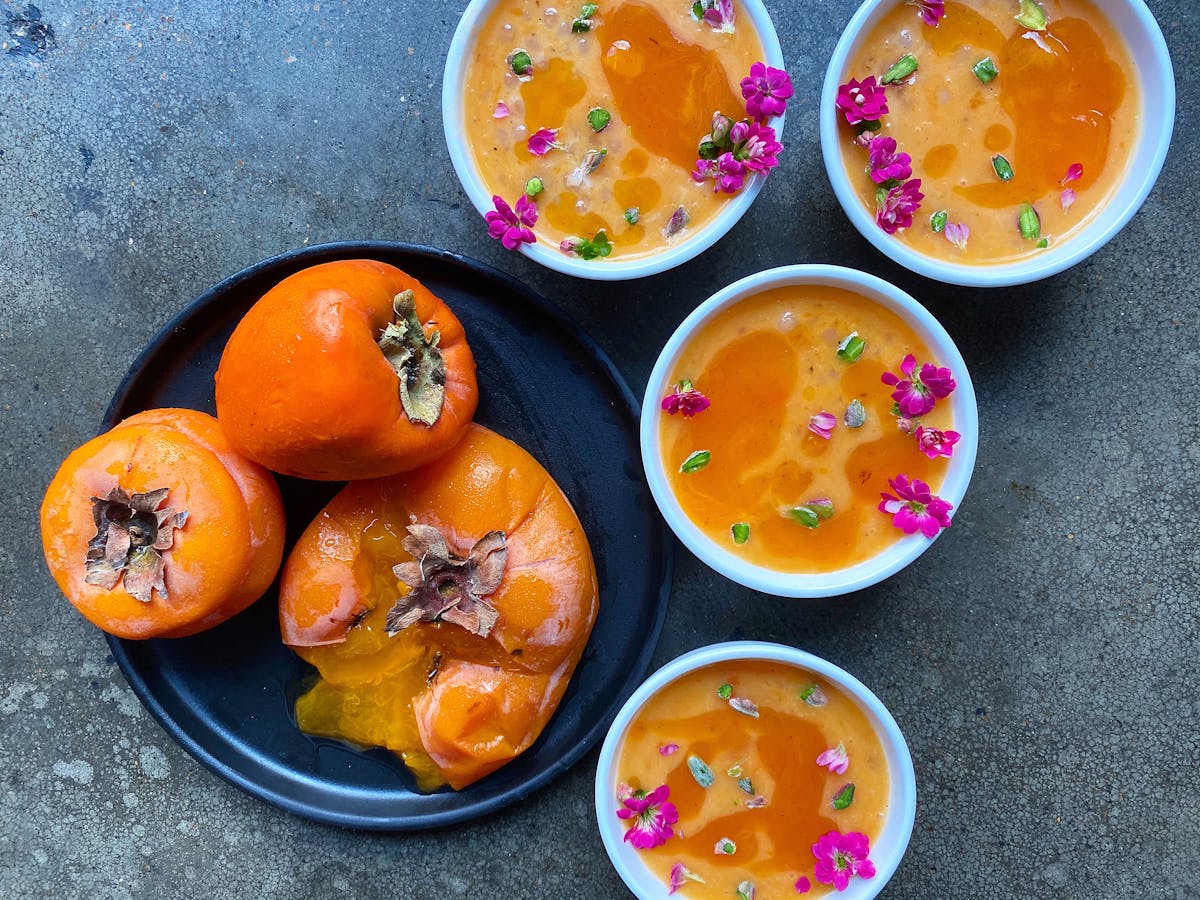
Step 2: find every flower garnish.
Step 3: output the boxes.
[484,193,537,250]
[1060,188,1076,213]
[737,881,755,900]
[729,697,759,718]
[692,152,746,194]
[817,742,850,775]
[1061,163,1083,184]
[572,2,599,33]
[809,411,837,440]
[832,783,856,810]
[875,179,924,233]
[694,0,735,33]
[527,127,562,156]
[729,120,782,173]
[680,450,711,473]
[731,522,750,544]
[866,136,912,185]
[741,61,792,119]
[812,831,877,892]
[879,474,954,536]
[837,332,866,362]
[795,876,812,894]
[1060,164,1081,212]
[714,837,737,855]
[907,0,945,27]
[688,755,716,788]
[659,742,680,756]
[835,76,887,126]
[844,399,866,429]
[508,49,533,77]
[662,379,711,417]
[944,221,970,251]
[560,230,612,260]
[1018,202,1041,240]
[914,425,961,459]
[617,782,634,802]
[881,353,955,417]
[1015,0,1048,31]
[973,57,999,83]
[669,863,705,894]
[801,684,828,707]
[617,785,679,850]
[881,53,919,85]
[492,100,509,119]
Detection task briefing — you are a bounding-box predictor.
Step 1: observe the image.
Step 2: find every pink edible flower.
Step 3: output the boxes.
[944,221,970,251]
[879,474,954,537]
[702,0,736,32]
[658,742,680,756]
[881,353,955,417]
[730,120,782,173]
[816,742,849,774]
[907,0,946,27]
[741,62,794,120]
[795,877,812,894]
[692,152,747,194]
[668,863,703,894]
[484,194,537,250]
[661,381,711,417]
[1061,163,1083,184]
[617,784,679,850]
[809,411,837,440]
[867,136,912,184]
[875,179,924,234]
[1060,188,1076,213]
[812,831,877,892]
[914,425,961,459]
[835,76,888,126]
[493,100,509,119]
[527,127,560,156]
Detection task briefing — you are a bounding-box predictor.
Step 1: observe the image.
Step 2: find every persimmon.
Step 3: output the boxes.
[279,423,599,791]
[41,408,286,639]
[214,259,479,481]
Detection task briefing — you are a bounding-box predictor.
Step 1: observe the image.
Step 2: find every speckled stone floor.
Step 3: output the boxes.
[1,1,1196,898]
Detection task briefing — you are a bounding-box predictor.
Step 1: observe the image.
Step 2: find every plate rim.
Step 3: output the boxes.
[101,240,674,831]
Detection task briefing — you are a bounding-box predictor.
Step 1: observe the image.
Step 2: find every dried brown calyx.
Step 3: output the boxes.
[377,290,446,427]
[385,524,507,638]
[84,487,189,603]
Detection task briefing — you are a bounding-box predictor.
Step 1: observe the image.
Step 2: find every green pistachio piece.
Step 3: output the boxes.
[1018,203,1041,240]
[587,106,611,132]
[688,755,715,788]
[731,522,750,544]
[837,332,865,363]
[508,49,532,76]
[680,449,711,473]
[833,783,856,810]
[972,57,999,83]
[524,177,543,198]
[992,154,1015,181]
[1015,0,1048,31]
[881,53,919,85]
[930,209,948,232]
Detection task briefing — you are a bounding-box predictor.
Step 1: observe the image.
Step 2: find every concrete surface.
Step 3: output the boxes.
[1,1,1196,897]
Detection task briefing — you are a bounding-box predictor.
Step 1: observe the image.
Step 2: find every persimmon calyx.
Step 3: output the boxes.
[377,290,447,427]
[83,487,189,603]
[385,524,507,638]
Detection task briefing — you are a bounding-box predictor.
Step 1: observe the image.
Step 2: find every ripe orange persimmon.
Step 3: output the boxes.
[41,409,286,639]
[214,259,478,481]
[279,423,599,791]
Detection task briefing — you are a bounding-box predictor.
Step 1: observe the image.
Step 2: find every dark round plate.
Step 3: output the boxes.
[102,241,672,830]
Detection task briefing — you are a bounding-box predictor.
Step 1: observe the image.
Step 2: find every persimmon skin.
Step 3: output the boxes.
[40,409,285,640]
[214,259,479,481]
[279,423,599,790]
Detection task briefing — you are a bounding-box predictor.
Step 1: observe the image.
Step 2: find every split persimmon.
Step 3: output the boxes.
[41,409,285,640]
[214,259,479,481]
[279,423,599,791]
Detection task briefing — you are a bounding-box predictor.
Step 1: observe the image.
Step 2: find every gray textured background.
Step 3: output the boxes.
[1,1,1196,897]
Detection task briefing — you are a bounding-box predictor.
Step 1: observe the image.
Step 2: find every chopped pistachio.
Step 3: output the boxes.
[786,506,820,529]
[1015,0,1048,31]
[808,499,835,521]
[717,682,733,700]
[1018,203,1042,240]
[508,49,532,76]
[972,57,999,83]
[524,177,543,198]
[680,449,711,473]
[837,332,866,363]
[730,522,750,544]
[729,697,759,718]
[992,154,1015,181]
[1037,237,1049,248]
[697,139,720,161]
[571,3,599,32]
[624,207,640,226]
[832,783,856,810]
[930,209,949,232]
[737,777,754,795]
[881,53,919,85]
[714,837,737,855]
[737,881,755,900]
[844,399,866,429]
[587,106,611,132]
[688,755,716,788]
[801,684,828,707]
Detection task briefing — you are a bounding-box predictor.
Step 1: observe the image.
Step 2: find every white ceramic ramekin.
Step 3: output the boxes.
[442,0,786,281]
[820,0,1175,287]
[595,641,917,899]
[641,264,978,598]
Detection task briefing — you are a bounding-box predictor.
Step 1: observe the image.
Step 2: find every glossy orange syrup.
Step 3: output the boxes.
[842,0,1137,263]
[616,660,890,898]
[463,0,764,258]
[660,285,953,573]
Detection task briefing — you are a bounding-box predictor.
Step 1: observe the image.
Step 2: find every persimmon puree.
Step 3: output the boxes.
[462,0,764,258]
[660,285,952,573]
[841,0,1137,263]
[616,660,890,898]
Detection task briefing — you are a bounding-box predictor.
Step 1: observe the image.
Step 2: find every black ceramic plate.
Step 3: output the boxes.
[102,241,671,830]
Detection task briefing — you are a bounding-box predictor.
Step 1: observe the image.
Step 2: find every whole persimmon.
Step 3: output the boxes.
[214,259,478,480]
[41,409,286,639]
[279,423,599,791]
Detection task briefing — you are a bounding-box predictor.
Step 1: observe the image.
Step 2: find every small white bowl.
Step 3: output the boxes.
[595,641,917,899]
[820,0,1175,287]
[641,264,978,598]
[442,0,786,281]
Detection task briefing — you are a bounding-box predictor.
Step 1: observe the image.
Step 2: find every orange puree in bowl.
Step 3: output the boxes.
[616,660,890,898]
[463,1,764,259]
[660,285,953,573]
[841,0,1137,264]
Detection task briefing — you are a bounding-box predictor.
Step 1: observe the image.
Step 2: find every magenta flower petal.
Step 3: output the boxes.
[1060,188,1076,212]
[1061,162,1083,184]
[485,194,537,251]
[914,426,960,459]
[835,76,888,126]
[816,743,849,774]
[907,0,945,27]
[659,742,680,756]
[879,474,953,536]
[527,127,559,156]
[617,784,678,851]
[944,221,970,251]
[741,61,794,119]
[811,830,877,891]
[662,382,711,417]
[809,411,837,440]
[493,100,509,119]
[876,179,924,234]
[795,876,811,894]
[867,136,913,184]
[731,120,782,174]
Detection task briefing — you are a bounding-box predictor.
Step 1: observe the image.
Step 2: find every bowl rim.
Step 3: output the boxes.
[594,640,918,899]
[442,0,787,281]
[818,0,1176,287]
[640,263,979,598]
